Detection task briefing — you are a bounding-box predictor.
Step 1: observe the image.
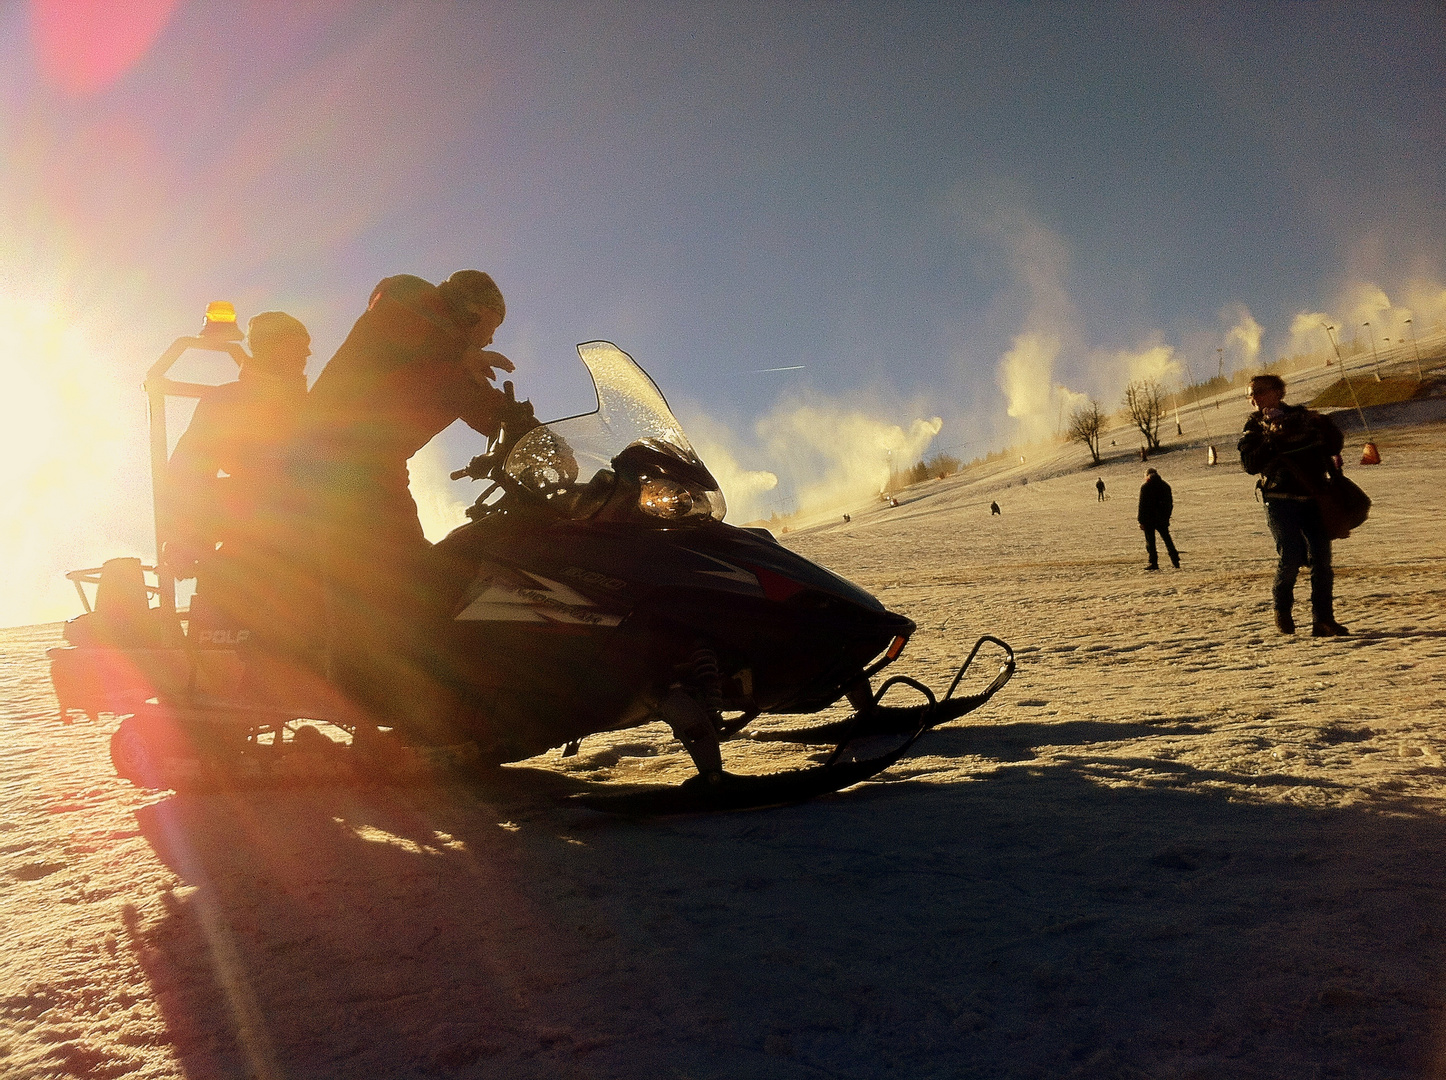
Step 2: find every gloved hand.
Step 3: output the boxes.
[462,347,515,386]
[497,380,538,439]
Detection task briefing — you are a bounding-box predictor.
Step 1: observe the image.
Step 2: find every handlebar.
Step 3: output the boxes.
[453,381,541,481]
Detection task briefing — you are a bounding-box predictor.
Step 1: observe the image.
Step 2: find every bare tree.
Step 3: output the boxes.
[1067,400,1104,465]
[1123,379,1165,450]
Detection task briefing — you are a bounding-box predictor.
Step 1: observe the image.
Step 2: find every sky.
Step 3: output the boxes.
[1,0,1444,626]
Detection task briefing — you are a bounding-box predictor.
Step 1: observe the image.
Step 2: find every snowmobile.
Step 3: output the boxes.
[47,308,1015,813]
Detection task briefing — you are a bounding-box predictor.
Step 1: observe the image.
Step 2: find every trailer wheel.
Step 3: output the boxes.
[110,714,169,788]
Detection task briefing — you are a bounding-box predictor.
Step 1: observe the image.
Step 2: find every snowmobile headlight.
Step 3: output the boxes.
[637,478,726,522]
[639,478,695,519]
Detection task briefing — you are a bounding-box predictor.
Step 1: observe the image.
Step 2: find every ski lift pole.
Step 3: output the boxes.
[1320,324,1376,463]
[1342,375,1379,464]
[1182,360,1216,464]
[1342,376,1372,439]
[1322,324,1371,435]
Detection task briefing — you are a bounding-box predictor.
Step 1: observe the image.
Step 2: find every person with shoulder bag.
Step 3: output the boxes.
[1237,374,1366,637]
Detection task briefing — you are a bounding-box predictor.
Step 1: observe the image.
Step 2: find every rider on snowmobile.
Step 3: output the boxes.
[166,311,321,654]
[298,270,537,742]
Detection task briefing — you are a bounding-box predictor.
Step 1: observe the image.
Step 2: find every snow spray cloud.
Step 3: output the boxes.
[1109,341,1182,388]
[683,414,780,516]
[1283,279,1446,362]
[959,203,1093,443]
[683,398,941,524]
[1344,282,1413,335]
[756,404,942,518]
[1224,305,1263,367]
[997,331,1080,443]
[1287,311,1335,360]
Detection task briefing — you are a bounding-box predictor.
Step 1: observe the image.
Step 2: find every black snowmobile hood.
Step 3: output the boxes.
[670,523,885,610]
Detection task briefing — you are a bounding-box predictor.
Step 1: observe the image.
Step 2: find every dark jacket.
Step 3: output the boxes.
[1238,403,1344,500]
[168,372,307,556]
[299,274,514,555]
[1137,474,1173,527]
[303,274,507,472]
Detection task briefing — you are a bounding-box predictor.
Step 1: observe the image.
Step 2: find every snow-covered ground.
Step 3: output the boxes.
[3,421,1445,1079]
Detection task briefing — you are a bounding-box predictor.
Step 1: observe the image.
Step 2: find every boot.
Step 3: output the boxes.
[1274,610,1296,635]
[1312,619,1349,637]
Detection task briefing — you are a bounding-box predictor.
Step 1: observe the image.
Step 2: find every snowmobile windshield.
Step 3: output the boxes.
[504,341,726,522]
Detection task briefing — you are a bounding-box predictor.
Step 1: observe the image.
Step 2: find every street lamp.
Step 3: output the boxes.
[1364,320,1383,381]
[1405,318,1424,380]
[1215,347,1223,409]
[1321,323,1338,366]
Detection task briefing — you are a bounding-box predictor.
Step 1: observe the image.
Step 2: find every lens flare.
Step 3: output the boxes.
[0,288,149,627]
[29,0,184,97]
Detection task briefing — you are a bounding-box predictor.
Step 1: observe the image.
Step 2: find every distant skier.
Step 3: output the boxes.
[1138,468,1179,570]
[990,501,1001,516]
[1095,478,1106,501]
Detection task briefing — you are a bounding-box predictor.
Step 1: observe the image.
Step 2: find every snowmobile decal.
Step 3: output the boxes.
[195,628,252,647]
[691,553,764,593]
[561,566,627,591]
[456,570,625,627]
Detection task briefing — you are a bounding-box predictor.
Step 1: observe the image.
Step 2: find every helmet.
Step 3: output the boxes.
[246,311,310,373]
[438,270,505,326]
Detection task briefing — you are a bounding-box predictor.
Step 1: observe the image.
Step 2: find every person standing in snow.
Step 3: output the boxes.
[1137,468,1179,571]
[1238,373,1348,636]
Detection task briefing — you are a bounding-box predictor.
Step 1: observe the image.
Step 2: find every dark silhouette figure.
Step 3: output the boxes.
[1137,468,1179,571]
[1095,478,1106,501]
[1238,373,1348,636]
[990,501,1001,516]
[167,312,318,653]
[298,271,536,739]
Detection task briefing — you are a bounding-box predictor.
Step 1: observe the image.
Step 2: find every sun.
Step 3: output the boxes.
[0,287,148,627]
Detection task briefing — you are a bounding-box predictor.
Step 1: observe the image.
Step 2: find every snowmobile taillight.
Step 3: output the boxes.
[886,634,908,660]
[200,301,243,341]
